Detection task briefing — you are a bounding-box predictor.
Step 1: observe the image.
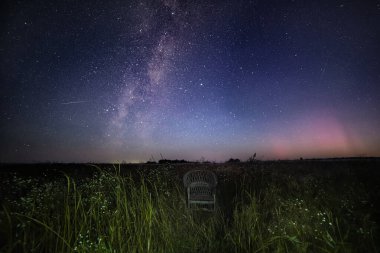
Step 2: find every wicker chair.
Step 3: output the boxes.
[183,170,218,211]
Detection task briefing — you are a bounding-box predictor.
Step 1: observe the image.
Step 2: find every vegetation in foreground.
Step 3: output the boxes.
[0,161,379,252]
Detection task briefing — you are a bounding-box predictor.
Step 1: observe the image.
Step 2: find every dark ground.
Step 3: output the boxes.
[1,158,379,218]
[1,158,380,251]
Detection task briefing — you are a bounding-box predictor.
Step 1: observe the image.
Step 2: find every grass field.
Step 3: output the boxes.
[0,159,379,252]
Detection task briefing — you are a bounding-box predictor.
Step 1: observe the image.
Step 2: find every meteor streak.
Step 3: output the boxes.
[61,100,89,105]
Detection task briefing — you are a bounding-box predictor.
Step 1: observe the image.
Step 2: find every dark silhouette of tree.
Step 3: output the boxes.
[247,153,257,163]
[226,158,241,163]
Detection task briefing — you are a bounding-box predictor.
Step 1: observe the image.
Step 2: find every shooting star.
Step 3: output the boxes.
[61,100,89,105]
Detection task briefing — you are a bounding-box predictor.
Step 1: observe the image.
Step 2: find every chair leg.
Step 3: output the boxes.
[213,194,216,211]
[187,188,190,209]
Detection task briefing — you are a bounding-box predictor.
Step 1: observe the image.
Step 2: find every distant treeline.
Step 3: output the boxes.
[144,156,379,164]
[147,159,191,164]
[147,158,243,164]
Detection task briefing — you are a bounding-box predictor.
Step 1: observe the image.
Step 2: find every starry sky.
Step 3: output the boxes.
[1,0,380,163]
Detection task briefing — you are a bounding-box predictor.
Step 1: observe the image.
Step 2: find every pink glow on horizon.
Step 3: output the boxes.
[266,113,365,159]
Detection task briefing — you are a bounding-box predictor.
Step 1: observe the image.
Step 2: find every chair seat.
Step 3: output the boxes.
[189,194,214,201]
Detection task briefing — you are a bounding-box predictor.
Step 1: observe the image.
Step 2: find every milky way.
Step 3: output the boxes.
[110,1,182,143]
[1,0,379,162]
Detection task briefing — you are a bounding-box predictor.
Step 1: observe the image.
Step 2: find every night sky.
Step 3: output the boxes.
[1,0,380,163]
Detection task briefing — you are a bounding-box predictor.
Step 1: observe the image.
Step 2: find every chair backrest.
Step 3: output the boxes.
[183,170,217,188]
[189,182,213,195]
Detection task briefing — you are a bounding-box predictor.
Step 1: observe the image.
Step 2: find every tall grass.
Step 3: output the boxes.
[0,167,221,252]
[0,165,378,252]
[225,176,378,253]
